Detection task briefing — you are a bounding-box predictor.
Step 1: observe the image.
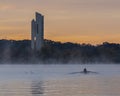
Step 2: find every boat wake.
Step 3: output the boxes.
[69,71,99,75]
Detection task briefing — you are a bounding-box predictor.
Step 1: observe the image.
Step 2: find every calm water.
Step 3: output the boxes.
[0,64,120,96]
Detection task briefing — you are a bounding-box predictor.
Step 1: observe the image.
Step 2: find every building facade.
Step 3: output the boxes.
[31,12,44,51]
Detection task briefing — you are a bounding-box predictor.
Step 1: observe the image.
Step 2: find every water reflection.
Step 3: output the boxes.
[31,81,44,96]
[0,64,120,96]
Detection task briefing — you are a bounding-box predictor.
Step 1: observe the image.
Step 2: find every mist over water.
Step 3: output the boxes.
[0,64,120,96]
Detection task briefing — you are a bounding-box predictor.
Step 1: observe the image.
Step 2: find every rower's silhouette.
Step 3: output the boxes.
[83,68,87,73]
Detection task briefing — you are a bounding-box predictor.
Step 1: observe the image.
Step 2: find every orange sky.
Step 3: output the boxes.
[0,0,120,44]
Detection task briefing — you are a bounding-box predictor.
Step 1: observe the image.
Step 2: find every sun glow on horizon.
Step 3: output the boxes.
[0,0,120,44]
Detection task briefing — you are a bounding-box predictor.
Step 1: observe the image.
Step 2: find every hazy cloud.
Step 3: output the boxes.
[0,4,15,11]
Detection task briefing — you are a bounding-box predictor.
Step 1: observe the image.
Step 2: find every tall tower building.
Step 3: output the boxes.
[31,12,44,51]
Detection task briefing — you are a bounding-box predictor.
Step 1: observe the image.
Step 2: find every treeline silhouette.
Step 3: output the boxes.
[0,39,120,64]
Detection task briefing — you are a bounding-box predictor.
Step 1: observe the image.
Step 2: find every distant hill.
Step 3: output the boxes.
[0,39,120,64]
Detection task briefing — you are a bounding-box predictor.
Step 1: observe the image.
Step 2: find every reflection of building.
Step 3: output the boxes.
[31,12,44,51]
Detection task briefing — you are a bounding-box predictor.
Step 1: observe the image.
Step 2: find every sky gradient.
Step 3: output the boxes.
[0,0,120,44]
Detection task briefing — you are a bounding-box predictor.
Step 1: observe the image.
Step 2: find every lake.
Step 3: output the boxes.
[0,64,120,96]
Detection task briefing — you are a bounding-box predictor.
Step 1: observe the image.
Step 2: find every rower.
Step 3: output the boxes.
[83,68,87,73]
